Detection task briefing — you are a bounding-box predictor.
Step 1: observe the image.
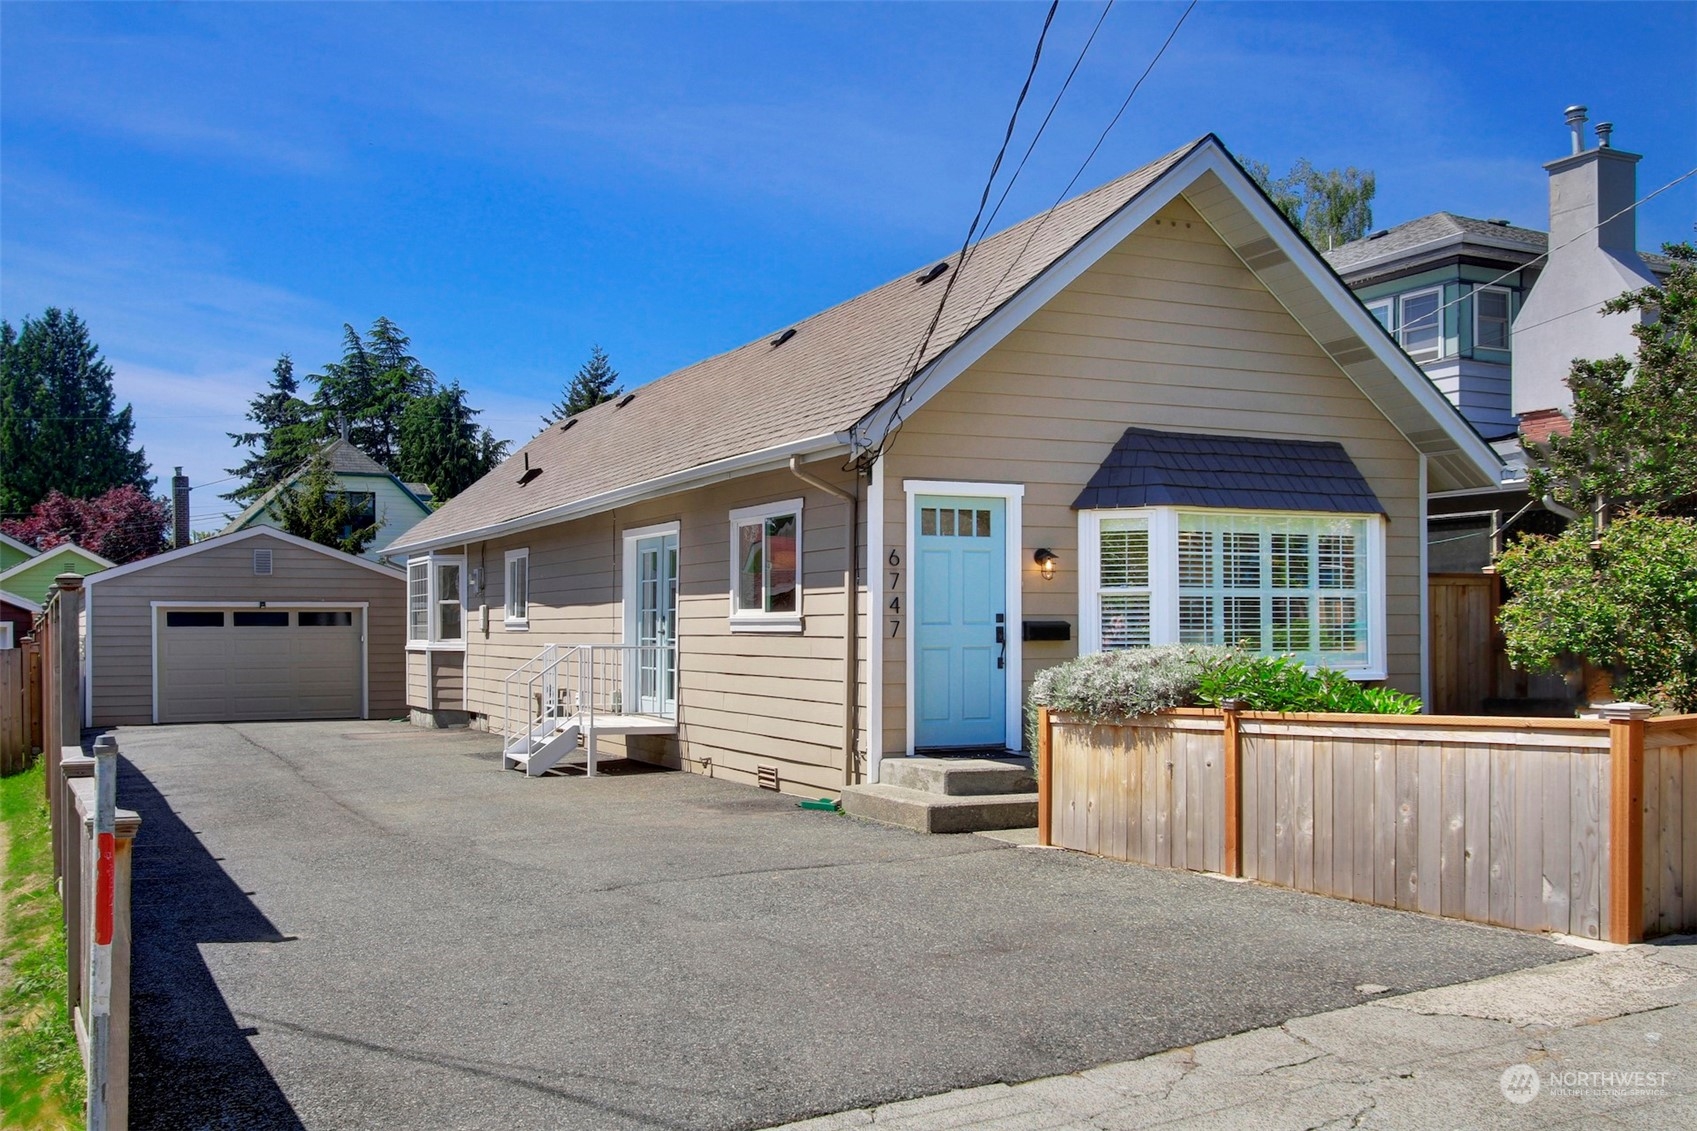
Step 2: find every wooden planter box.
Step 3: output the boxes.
[1036,705,1697,943]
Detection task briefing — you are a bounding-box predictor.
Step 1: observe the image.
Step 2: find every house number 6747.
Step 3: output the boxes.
[887,549,901,638]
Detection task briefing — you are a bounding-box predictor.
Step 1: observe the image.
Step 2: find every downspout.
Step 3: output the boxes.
[789,455,859,788]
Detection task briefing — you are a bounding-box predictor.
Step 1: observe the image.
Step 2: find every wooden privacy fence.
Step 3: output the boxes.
[1037,704,1697,943]
[1,641,43,774]
[35,575,138,1129]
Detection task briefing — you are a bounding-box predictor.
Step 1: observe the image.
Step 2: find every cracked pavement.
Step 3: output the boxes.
[773,941,1697,1129]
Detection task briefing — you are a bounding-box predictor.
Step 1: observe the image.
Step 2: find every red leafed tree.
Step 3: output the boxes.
[1,485,171,564]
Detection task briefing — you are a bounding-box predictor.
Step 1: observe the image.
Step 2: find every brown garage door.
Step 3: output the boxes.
[156,608,363,723]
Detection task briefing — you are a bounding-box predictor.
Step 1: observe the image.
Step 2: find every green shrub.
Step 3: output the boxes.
[1193,653,1421,715]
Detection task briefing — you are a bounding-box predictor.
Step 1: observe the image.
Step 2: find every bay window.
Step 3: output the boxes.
[1079,508,1384,676]
[407,554,466,648]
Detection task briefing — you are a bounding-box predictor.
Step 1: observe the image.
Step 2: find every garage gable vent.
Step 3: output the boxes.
[253,548,273,576]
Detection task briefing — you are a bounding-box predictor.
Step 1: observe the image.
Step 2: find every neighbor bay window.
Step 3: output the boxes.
[1079,509,1385,676]
[407,554,466,648]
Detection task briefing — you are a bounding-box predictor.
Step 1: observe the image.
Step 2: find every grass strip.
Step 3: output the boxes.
[1,759,85,1130]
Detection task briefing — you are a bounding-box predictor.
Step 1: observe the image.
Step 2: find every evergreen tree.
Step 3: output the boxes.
[272,453,379,555]
[0,308,151,515]
[1243,158,1376,250]
[224,354,323,504]
[309,318,436,468]
[543,345,622,425]
[399,383,511,503]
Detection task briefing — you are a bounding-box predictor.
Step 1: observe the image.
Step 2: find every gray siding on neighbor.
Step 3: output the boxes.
[88,533,406,726]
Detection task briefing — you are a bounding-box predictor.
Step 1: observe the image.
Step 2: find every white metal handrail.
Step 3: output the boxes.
[502,642,677,764]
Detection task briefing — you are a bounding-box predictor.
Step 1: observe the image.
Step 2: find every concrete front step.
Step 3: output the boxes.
[840,783,1038,834]
[878,757,1036,797]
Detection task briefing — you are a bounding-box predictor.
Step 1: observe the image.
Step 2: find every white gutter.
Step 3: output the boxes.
[388,431,851,555]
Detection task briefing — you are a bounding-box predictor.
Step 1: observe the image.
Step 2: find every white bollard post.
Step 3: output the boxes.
[87,734,117,1130]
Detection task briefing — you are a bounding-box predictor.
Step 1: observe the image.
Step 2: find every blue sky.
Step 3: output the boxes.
[3,1,1693,527]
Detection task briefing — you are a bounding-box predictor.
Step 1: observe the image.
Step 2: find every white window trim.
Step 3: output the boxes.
[728,497,804,633]
[0,623,12,649]
[1078,506,1388,680]
[903,479,1025,754]
[503,548,530,630]
[620,521,681,645]
[1397,286,1443,361]
[1366,298,1393,331]
[1472,285,1512,352]
[406,553,467,651]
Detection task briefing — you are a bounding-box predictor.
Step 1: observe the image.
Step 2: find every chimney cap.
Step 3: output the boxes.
[1595,121,1614,148]
[1564,104,1589,125]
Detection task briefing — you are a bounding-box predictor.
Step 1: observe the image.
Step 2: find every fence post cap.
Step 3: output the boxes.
[1596,702,1655,721]
[93,734,119,754]
[1218,697,1248,712]
[53,572,85,590]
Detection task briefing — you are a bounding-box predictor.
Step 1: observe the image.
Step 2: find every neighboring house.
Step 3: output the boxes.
[83,527,406,727]
[1325,107,1669,574]
[221,438,434,562]
[0,531,38,573]
[0,541,114,606]
[0,590,39,648]
[387,134,1500,798]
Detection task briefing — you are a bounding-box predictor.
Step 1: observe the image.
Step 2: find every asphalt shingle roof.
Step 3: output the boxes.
[396,139,1205,550]
[1072,427,1386,515]
[1324,210,1671,277]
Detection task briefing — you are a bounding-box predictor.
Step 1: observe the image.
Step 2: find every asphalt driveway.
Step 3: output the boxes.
[117,720,1580,1130]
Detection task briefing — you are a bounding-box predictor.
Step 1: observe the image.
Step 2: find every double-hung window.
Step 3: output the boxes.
[729,498,803,632]
[504,548,529,629]
[1080,509,1384,676]
[1474,286,1511,351]
[407,554,466,648]
[1397,288,1442,361]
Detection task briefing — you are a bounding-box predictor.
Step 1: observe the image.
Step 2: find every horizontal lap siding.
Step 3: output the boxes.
[88,534,406,726]
[449,465,864,796]
[880,198,1424,758]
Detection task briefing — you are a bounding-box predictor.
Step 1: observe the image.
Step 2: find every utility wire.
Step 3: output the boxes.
[959,0,1199,333]
[1388,165,1697,332]
[857,0,1062,467]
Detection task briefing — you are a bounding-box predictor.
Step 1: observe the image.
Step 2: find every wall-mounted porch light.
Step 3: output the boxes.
[1034,548,1059,581]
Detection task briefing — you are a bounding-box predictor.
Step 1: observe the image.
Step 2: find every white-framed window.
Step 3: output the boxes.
[728,497,803,632]
[407,554,465,648]
[1366,299,1393,331]
[504,548,529,629]
[1079,508,1386,677]
[1397,287,1442,360]
[1474,285,1511,351]
[0,623,13,649]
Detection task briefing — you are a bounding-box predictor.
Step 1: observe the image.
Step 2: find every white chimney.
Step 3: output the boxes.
[1511,108,1659,419]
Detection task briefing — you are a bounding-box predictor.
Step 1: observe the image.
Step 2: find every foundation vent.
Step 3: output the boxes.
[756,765,780,791]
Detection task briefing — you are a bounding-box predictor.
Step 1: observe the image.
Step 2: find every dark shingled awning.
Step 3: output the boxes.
[1072,427,1386,515]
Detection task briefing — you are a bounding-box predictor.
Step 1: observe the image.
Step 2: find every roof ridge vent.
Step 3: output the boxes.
[615,392,636,409]
[770,328,797,348]
[917,262,949,286]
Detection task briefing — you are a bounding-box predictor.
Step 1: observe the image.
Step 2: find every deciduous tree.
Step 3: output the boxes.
[0,485,171,564]
[1243,158,1376,250]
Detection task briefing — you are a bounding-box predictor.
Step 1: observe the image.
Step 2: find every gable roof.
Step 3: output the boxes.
[0,532,38,559]
[393,136,1503,554]
[0,589,42,614]
[1325,210,1672,281]
[224,438,430,533]
[1072,427,1385,515]
[86,526,404,586]
[0,541,115,585]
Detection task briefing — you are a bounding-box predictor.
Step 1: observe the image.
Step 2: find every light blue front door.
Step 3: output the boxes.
[914,495,1007,749]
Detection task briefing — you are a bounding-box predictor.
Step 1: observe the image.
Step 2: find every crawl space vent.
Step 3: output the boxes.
[756,765,780,791]
[252,548,273,576]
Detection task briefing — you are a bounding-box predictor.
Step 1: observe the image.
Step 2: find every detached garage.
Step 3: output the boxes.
[85,528,407,726]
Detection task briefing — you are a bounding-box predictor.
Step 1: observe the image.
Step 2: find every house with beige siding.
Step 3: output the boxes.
[83,527,406,726]
[386,135,1503,799]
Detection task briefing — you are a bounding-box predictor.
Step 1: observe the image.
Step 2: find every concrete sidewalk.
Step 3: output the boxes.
[774,938,1697,1129]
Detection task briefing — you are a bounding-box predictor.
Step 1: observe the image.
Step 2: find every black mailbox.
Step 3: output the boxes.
[1022,620,1072,642]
